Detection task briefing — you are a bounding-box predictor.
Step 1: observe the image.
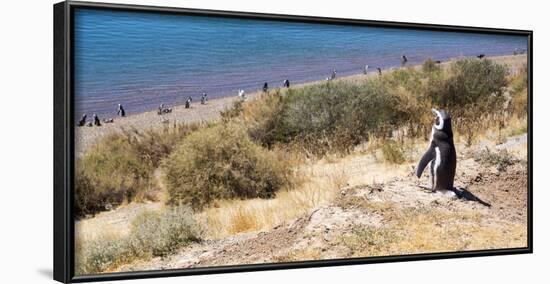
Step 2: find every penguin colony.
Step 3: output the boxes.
[77,53,499,126]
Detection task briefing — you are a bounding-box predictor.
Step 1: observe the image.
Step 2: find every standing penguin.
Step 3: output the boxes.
[93,114,102,127]
[416,108,456,192]
[185,97,192,109]
[117,104,126,117]
[78,114,87,127]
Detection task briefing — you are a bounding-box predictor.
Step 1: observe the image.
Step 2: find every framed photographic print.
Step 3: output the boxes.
[54,1,533,282]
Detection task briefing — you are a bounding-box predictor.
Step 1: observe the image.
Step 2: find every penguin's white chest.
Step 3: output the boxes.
[433,147,441,187]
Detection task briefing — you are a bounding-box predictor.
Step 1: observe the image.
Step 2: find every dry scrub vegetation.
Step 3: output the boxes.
[75,56,528,274]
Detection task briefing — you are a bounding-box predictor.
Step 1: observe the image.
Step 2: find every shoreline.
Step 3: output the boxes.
[75,54,527,157]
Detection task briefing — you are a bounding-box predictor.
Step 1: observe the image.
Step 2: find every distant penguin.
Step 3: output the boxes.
[364,65,369,75]
[78,114,87,127]
[283,79,290,88]
[415,108,456,192]
[158,103,164,115]
[117,104,126,117]
[331,69,337,80]
[377,67,382,75]
[263,82,269,92]
[201,93,208,105]
[238,89,246,100]
[185,97,192,109]
[401,55,408,64]
[477,54,485,59]
[93,114,101,126]
[435,60,442,64]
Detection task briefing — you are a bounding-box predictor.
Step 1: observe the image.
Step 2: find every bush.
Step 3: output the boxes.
[381,141,407,164]
[163,122,292,210]
[76,206,202,275]
[75,124,199,217]
[75,134,153,217]
[431,58,508,108]
[127,206,203,257]
[428,59,509,145]
[509,64,528,117]
[475,147,517,171]
[422,58,441,73]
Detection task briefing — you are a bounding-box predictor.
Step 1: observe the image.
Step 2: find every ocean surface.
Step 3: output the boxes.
[74,8,528,118]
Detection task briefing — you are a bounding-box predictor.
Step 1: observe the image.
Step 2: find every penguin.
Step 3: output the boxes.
[78,114,87,127]
[415,108,456,192]
[331,69,337,80]
[377,67,382,75]
[158,103,164,115]
[238,89,246,100]
[364,65,369,75]
[201,93,208,105]
[117,104,126,117]
[93,114,101,127]
[477,54,485,59]
[283,79,290,88]
[185,97,192,109]
[401,55,408,65]
[263,82,269,92]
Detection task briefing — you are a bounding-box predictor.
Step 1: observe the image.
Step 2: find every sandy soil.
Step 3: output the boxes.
[75,54,527,157]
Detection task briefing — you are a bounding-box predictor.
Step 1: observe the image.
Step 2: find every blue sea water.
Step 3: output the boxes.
[74,8,528,118]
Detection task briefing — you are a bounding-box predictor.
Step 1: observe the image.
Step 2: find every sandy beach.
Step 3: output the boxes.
[75,54,527,157]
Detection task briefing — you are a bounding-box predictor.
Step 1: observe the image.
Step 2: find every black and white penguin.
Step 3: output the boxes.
[93,114,101,127]
[263,82,269,92]
[78,114,87,127]
[377,67,382,75]
[477,54,485,59]
[185,97,192,109]
[201,93,208,104]
[364,65,369,75]
[331,69,337,80]
[158,103,164,115]
[415,108,456,192]
[117,104,126,117]
[283,79,290,88]
[401,55,408,64]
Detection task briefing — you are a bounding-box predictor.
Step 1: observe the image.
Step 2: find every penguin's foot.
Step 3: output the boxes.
[417,185,436,193]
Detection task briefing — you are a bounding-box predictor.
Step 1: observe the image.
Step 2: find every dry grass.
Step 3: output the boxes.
[200,162,349,238]
[341,206,527,257]
[274,248,323,263]
[76,206,202,275]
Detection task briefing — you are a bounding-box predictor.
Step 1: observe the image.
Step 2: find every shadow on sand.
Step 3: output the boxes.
[451,187,492,207]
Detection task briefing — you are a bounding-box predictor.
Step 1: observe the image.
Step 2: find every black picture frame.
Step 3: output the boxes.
[53,1,533,282]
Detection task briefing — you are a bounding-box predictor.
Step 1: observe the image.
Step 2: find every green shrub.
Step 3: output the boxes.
[75,124,199,217]
[76,206,202,275]
[431,58,508,108]
[127,206,203,257]
[428,59,509,145]
[240,75,431,155]
[75,134,153,217]
[163,122,292,210]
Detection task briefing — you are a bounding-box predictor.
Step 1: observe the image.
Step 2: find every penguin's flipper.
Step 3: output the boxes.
[416,147,435,178]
